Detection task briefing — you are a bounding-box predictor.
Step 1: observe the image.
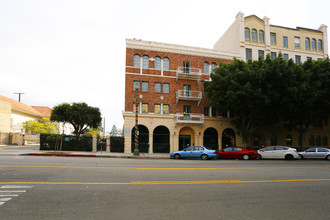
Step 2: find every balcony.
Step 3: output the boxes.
[176,67,202,81]
[176,90,202,105]
[175,113,204,124]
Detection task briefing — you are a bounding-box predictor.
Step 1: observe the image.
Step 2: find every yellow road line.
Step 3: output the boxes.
[0,179,330,185]
[0,165,329,170]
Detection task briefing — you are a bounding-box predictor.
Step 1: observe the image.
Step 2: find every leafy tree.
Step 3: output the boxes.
[110,125,118,136]
[50,102,102,136]
[23,117,58,134]
[86,126,102,137]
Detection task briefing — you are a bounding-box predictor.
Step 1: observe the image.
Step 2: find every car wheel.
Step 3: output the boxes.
[242,154,250,160]
[174,154,181,159]
[257,154,262,159]
[201,154,208,160]
[298,154,304,160]
[285,154,294,160]
[326,155,330,160]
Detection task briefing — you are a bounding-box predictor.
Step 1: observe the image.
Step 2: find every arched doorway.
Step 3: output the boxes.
[222,128,236,148]
[131,125,149,153]
[179,127,194,150]
[153,126,170,153]
[203,127,218,150]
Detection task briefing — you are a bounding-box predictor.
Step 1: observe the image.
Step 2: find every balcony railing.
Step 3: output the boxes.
[174,113,204,124]
[176,67,202,80]
[176,90,202,104]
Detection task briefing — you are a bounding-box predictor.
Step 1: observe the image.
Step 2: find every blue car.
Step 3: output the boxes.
[170,146,218,160]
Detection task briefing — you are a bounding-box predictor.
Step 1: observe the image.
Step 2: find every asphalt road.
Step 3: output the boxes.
[0,156,329,220]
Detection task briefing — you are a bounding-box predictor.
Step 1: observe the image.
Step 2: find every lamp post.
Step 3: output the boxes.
[133,86,140,156]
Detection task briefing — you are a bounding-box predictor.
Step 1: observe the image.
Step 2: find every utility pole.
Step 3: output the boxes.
[14,93,25,102]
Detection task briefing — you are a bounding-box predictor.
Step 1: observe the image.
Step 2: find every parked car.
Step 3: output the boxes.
[170,146,218,160]
[258,146,299,160]
[298,147,330,160]
[218,147,258,160]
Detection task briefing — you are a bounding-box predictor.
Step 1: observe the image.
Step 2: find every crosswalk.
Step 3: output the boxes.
[0,185,34,206]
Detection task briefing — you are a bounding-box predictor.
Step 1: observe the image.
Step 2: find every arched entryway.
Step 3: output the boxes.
[153,126,170,153]
[131,125,149,153]
[222,128,236,148]
[203,127,218,150]
[179,127,195,150]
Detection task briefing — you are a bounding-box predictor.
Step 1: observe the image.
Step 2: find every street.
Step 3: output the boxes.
[0,155,329,220]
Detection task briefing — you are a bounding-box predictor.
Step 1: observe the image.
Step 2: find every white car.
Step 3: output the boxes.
[258,146,299,160]
[298,148,330,160]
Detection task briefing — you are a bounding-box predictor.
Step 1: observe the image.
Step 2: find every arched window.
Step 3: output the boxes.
[323,136,328,146]
[203,62,209,75]
[244,28,250,41]
[316,135,321,146]
[259,30,264,43]
[271,134,277,145]
[305,38,310,49]
[318,39,323,51]
[163,57,169,70]
[211,63,217,72]
[309,135,314,146]
[251,29,257,42]
[155,56,161,70]
[134,54,141,68]
[312,38,317,50]
[142,55,149,68]
[286,134,292,146]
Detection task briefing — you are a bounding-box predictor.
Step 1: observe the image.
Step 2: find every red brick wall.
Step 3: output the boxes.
[125,47,232,115]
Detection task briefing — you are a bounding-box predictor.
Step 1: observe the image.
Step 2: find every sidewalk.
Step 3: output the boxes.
[0,144,170,159]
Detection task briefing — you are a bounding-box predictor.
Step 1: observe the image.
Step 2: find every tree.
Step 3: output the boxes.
[110,125,118,136]
[23,117,58,134]
[50,102,102,136]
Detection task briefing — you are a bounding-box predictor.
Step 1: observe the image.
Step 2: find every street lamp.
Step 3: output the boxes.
[133,86,140,156]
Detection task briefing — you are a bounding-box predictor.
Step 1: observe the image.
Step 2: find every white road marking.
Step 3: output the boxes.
[0,185,34,207]
[0,195,18,197]
[0,198,11,202]
[0,185,34,189]
[0,190,26,193]
[0,202,5,206]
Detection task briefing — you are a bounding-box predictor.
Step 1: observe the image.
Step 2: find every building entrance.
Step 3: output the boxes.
[179,135,191,150]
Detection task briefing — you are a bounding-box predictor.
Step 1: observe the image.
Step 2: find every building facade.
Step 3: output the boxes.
[123,13,329,153]
[123,39,240,154]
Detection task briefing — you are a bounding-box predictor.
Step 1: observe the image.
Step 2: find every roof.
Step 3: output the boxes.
[32,106,52,117]
[0,95,44,117]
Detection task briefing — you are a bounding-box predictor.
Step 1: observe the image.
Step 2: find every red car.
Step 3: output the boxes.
[218,147,258,160]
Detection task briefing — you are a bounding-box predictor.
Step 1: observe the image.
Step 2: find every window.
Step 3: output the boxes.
[271,52,277,59]
[133,80,140,91]
[211,63,217,72]
[134,54,141,68]
[141,81,149,92]
[163,57,169,70]
[294,37,300,48]
[309,135,314,146]
[142,103,149,113]
[163,83,169,93]
[318,39,323,51]
[286,135,292,146]
[244,28,250,41]
[306,148,316,152]
[204,107,210,116]
[246,48,252,60]
[203,62,209,75]
[270,33,276,44]
[312,38,317,50]
[133,103,140,113]
[295,55,301,64]
[163,104,169,114]
[211,107,217,117]
[142,55,149,68]
[319,148,329,152]
[270,134,277,145]
[155,56,161,70]
[258,50,264,59]
[155,82,161,93]
[259,30,264,43]
[305,37,310,49]
[251,29,257,42]
[183,62,191,73]
[323,136,328,146]
[154,104,161,114]
[283,36,288,48]
[183,84,191,97]
[316,135,321,146]
[284,53,289,61]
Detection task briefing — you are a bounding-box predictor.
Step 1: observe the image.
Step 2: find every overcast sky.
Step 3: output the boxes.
[1,0,329,132]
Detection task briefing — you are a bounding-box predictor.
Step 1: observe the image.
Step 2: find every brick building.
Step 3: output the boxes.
[123,39,240,154]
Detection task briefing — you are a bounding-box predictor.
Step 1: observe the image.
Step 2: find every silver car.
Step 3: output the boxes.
[258,146,299,160]
[298,147,330,160]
